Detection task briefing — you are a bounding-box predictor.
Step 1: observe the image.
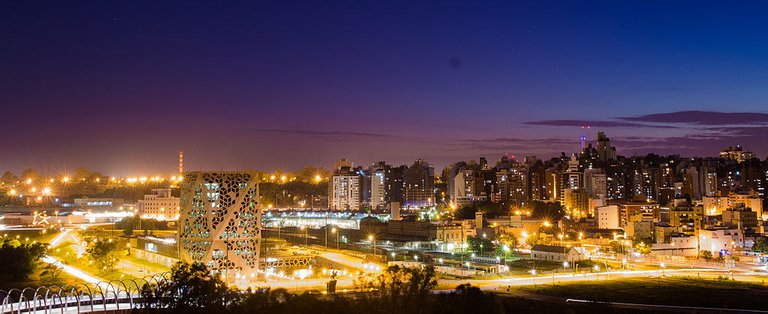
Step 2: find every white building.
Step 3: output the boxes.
[597,205,620,229]
[330,174,361,210]
[699,228,743,255]
[330,160,362,211]
[531,245,584,262]
[651,236,698,257]
[179,171,261,280]
[370,170,386,210]
[138,188,180,221]
[73,198,124,210]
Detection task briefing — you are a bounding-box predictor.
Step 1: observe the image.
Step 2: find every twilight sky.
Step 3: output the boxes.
[2,1,768,175]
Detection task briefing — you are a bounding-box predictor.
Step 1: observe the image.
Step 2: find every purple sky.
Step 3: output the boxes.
[2,1,768,175]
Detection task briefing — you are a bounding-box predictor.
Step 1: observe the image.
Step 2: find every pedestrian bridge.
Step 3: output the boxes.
[0,273,169,314]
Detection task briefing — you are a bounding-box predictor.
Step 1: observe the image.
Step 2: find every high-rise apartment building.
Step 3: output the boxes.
[404,159,435,208]
[329,159,362,211]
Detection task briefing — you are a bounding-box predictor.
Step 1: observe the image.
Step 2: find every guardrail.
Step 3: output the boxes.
[0,273,170,314]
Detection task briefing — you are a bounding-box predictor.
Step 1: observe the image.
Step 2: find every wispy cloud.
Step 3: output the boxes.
[620,111,768,125]
[254,128,393,138]
[524,119,677,129]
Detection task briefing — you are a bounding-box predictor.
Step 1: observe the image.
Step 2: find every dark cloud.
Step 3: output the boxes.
[524,119,677,128]
[620,111,768,125]
[255,129,392,138]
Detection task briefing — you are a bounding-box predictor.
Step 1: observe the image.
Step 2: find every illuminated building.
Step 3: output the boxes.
[73,197,124,211]
[329,159,362,210]
[178,171,261,279]
[595,131,617,162]
[138,188,180,220]
[719,145,754,163]
[403,159,435,208]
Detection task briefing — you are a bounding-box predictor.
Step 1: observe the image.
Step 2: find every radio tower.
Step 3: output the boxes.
[178,150,184,175]
[580,125,590,150]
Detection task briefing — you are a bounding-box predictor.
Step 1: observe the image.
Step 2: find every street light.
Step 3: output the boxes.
[300,225,308,246]
[331,227,339,250]
[368,235,376,255]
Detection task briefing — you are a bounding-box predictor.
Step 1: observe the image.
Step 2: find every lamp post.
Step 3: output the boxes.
[324,212,329,250]
[331,227,339,250]
[368,235,376,255]
[300,225,308,246]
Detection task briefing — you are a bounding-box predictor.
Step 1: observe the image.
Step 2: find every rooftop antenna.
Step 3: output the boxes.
[580,125,590,150]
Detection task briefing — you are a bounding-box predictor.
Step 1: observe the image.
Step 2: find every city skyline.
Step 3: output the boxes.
[3,2,768,174]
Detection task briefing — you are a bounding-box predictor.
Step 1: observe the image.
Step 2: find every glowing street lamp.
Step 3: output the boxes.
[368,235,377,255]
[331,227,339,250]
[300,225,308,246]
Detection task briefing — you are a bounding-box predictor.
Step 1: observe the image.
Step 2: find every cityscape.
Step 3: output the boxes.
[3,1,768,313]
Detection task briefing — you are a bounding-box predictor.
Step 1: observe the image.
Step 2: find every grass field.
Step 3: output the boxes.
[513,276,768,310]
[0,262,82,291]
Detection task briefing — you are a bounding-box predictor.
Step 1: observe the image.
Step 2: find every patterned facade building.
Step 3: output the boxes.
[178,171,261,279]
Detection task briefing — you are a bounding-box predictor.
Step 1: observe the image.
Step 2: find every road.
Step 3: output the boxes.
[439,268,729,291]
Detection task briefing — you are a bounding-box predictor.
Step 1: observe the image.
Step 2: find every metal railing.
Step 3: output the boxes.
[0,273,170,314]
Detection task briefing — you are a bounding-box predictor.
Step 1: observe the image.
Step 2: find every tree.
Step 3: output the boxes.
[40,263,64,280]
[85,239,121,272]
[20,168,40,182]
[433,284,503,314]
[140,262,239,311]
[753,237,768,253]
[528,201,566,221]
[496,233,518,252]
[634,242,652,255]
[364,265,438,314]
[0,240,48,281]
[466,236,494,255]
[609,241,627,254]
[700,250,713,261]
[1,171,17,185]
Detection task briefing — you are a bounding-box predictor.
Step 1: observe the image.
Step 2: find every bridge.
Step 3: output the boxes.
[0,273,169,314]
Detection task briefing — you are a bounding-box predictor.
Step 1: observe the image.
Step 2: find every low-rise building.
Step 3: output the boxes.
[669,205,704,236]
[722,207,758,229]
[73,197,124,211]
[699,228,743,255]
[138,188,180,221]
[597,205,620,229]
[530,244,584,262]
[650,236,698,257]
[625,220,653,240]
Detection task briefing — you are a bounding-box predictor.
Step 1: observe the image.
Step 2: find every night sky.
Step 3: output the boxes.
[3,1,768,175]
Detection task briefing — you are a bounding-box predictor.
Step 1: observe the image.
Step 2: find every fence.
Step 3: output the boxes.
[0,273,170,314]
